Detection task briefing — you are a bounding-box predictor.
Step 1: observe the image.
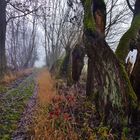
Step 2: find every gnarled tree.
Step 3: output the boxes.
[116,0,140,64]
[116,0,140,102]
[81,0,137,127]
[115,1,140,136]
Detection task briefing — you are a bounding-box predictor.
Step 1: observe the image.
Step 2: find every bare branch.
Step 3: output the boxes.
[6,2,41,23]
[126,0,134,13]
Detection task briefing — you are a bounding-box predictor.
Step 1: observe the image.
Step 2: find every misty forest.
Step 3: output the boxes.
[0,0,140,139]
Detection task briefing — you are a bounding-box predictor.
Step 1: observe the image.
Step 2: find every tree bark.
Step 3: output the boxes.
[60,46,71,76]
[130,35,140,102]
[0,0,7,79]
[130,50,140,137]
[60,46,73,85]
[115,0,140,64]
[72,44,85,83]
[82,0,137,126]
[115,0,140,136]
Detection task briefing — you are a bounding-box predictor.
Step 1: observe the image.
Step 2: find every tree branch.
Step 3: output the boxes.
[6,3,41,23]
[126,0,134,13]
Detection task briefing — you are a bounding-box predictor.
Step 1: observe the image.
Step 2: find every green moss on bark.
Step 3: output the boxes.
[82,0,137,126]
[82,0,96,32]
[120,64,137,108]
[116,15,140,63]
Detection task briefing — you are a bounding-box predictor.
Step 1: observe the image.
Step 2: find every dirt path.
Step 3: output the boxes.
[12,83,38,140]
[12,69,56,140]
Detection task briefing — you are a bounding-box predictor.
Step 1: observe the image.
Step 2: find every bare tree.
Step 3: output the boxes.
[6,0,39,70]
[0,0,40,78]
[38,0,83,75]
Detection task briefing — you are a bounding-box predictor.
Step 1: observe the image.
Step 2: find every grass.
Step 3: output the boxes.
[0,68,33,85]
[27,69,77,139]
[0,85,8,93]
[36,68,56,105]
[28,69,118,140]
[0,74,35,140]
[1,69,130,140]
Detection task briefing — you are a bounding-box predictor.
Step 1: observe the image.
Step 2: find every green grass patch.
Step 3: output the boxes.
[0,85,8,93]
[0,75,35,139]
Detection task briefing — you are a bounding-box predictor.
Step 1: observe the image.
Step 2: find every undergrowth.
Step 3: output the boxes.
[0,85,7,93]
[19,69,133,140]
[0,68,32,85]
[29,85,118,139]
[28,70,120,140]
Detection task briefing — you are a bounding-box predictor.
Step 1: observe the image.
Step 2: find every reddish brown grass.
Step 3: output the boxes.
[31,69,78,140]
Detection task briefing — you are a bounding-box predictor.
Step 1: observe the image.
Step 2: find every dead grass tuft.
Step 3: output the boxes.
[0,68,32,85]
[36,68,56,105]
[30,69,78,140]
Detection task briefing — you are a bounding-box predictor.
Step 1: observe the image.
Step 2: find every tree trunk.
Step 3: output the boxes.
[60,46,73,85]
[115,0,140,103]
[129,51,140,137]
[130,52,140,98]
[72,44,85,83]
[82,0,137,126]
[115,0,140,64]
[60,47,71,76]
[115,0,140,136]
[0,0,7,79]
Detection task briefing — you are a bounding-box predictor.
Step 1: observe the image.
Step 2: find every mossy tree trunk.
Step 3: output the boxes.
[72,44,85,83]
[0,0,7,79]
[60,46,73,85]
[129,37,140,136]
[130,35,140,102]
[115,0,140,64]
[60,46,71,76]
[82,0,137,126]
[115,0,140,133]
[116,0,140,101]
